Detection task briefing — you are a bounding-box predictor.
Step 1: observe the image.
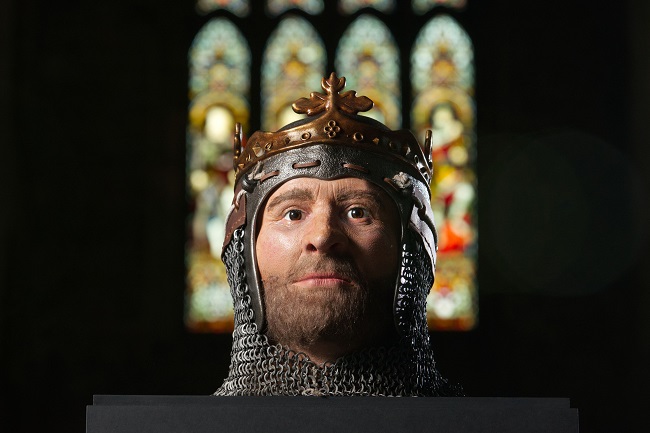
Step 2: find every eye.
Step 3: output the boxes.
[284,209,303,221]
[347,207,367,219]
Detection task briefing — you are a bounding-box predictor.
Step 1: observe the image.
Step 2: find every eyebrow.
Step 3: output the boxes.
[335,190,383,205]
[265,189,314,212]
[265,188,386,212]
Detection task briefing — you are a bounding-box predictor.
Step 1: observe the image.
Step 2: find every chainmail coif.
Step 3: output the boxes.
[214,228,461,397]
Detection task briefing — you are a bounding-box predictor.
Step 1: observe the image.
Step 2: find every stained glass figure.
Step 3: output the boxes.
[412,0,467,14]
[411,14,476,330]
[187,18,251,332]
[338,0,395,14]
[262,15,326,131]
[196,0,250,16]
[335,14,401,128]
[267,0,324,16]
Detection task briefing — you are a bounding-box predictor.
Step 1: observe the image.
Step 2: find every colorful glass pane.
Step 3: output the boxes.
[186,18,251,332]
[411,14,476,330]
[262,15,326,131]
[335,14,401,128]
[338,0,395,14]
[266,0,324,16]
[196,0,250,16]
[412,0,467,14]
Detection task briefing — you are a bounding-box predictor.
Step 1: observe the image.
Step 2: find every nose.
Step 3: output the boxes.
[302,210,348,254]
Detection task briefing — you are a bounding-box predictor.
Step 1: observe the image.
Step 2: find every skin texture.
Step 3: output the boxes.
[256,177,401,365]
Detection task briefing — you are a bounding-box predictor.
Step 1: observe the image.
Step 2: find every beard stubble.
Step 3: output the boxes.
[263,255,394,354]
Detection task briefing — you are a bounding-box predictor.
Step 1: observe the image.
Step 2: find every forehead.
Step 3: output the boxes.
[265,177,393,206]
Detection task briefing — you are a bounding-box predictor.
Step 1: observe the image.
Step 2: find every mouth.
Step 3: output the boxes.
[293,272,353,287]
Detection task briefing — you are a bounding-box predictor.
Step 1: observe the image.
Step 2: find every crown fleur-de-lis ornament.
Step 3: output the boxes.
[292,72,374,116]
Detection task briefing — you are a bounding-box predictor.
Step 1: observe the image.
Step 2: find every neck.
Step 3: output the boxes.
[290,341,355,365]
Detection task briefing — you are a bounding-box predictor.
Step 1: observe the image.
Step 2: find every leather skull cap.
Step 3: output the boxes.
[222,73,437,334]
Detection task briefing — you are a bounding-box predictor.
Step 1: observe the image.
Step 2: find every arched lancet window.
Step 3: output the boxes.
[412,14,476,330]
[262,16,326,131]
[335,14,401,128]
[186,1,477,332]
[186,17,251,332]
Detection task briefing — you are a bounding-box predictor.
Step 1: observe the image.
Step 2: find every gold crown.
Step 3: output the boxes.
[232,73,433,184]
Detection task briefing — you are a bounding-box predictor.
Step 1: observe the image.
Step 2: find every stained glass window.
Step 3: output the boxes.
[411,14,476,330]
[267,0,324,16]
[186,18,251,332]
[338,0,395,14]
[412,0,466,14]
[196,0,250,16]
[261,15,326,131]
[188,2,477,333]
[335,14,400,128]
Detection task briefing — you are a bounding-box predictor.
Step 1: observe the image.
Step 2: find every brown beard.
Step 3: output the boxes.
[262,256,392,353]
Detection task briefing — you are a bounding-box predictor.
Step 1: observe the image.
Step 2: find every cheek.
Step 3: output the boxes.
[256,227,298,279]
[355,227,400,276]
[256,232,275,280]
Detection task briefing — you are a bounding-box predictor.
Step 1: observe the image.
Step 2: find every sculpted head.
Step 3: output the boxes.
[222,72,437,365]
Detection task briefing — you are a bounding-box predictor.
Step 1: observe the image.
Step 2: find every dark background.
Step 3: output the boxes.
[1,1,649,432]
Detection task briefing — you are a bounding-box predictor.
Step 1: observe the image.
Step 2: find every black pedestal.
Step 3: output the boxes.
[86,395,578,433]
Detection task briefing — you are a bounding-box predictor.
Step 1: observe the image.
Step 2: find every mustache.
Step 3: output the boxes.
[286,256,366,287]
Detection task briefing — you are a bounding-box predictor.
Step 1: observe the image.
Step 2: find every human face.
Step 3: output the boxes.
[256,177,401,362]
